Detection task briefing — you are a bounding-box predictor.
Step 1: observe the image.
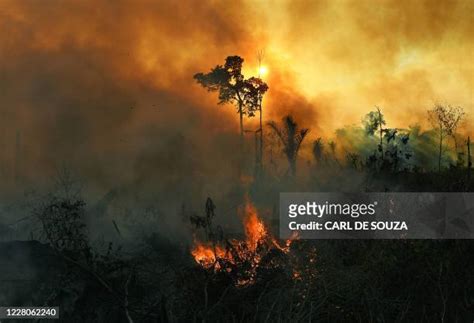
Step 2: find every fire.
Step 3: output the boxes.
[190,198,297,286]
[191,244,230,269]
[242,201,266,251]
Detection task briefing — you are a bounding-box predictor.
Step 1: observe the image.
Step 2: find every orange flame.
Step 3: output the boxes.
[190,198,298,286]
[191,244,230,269]
[242,201,266,251]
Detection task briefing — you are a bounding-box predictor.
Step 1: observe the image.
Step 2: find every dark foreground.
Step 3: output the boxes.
[1,237,473,322]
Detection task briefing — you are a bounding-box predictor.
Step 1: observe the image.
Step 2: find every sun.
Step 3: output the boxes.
[258,65,268,77]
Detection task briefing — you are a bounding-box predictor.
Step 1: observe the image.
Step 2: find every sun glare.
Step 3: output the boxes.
[258,65,268,77]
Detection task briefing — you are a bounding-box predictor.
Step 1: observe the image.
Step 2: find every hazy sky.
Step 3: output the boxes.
[0,0,472,188]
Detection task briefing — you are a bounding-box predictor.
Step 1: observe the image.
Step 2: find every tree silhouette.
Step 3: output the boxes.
[255,50,268,174]
[312,137,324,166]
[428,104,465,172]
[267,115,309,176]
[194,56,269,174]
[244,77,269,174]
[194,56,249,145]
[328,140,341,167]
[363,106,386,159]
[363,107,414,171]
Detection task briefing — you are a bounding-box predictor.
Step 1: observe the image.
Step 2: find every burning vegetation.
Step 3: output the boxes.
[190,197,296,286]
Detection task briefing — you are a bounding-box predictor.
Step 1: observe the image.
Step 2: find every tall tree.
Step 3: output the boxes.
[244,77,268,174]
[267,115,309,176]
[256,50,266,173]
[194,56,249,145]
[428,104,464,172]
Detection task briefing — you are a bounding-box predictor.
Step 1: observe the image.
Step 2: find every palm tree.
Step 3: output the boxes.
[267,115,309,176]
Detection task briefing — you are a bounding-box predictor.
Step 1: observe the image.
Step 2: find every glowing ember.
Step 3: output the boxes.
[190,198,297,286]
[191,244,229,269]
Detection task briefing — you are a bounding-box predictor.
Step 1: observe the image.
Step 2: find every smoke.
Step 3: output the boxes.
[261,0,473,132]
[0,1,472,235]
[1,1,256,190]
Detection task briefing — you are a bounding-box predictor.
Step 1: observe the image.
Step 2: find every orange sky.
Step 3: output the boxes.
[258,0,473,134]
[0,0,472,186]
[2,0,472,130]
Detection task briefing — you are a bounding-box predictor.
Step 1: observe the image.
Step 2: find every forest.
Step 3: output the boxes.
[1,1,474,321]
[0,54,472,322]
